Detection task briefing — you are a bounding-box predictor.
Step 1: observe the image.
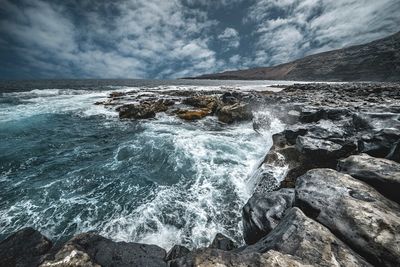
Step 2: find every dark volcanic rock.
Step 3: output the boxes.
[41,233,167,267]
[209,233,237,251]
[241,208,371,267]
[358,129,400,158]
[182,95,217,111]
[117,99,171,119]
[217,103,253,123]
[165,245,190,261]
[242,188,294,245]
[338,153,400,204]
[295,168,400,267]
[169,248,308,267]
[0,227,52,267]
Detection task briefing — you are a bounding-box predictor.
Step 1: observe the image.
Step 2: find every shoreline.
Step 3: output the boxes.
[1,82,400,266]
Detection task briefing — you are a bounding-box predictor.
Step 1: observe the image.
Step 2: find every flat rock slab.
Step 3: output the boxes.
[338,153,400,204]
[241,207,371,267]
[242,188,294,245]
[295,168,400,267]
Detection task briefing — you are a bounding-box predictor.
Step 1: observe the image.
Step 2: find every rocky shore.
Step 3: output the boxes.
[1,83,400,266]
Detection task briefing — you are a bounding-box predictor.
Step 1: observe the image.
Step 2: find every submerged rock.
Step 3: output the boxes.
[209,233,237,251]
[0,227,52,267]
[242,188,294,245]
[338,153,400,204]
[295,168,400,267]
[241,208,371,267]
[41,233,167,267]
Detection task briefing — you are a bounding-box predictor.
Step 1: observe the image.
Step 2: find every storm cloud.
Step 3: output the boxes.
[0,0,399,79]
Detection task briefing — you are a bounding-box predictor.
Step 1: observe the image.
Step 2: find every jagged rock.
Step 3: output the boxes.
[169,248,309,267]
[209,233,237,251]
[41,233,167,267]
[386,139,400,162]
[241,207,371,266]
[176,109,210,120]
[165,245,190,261]
[109,92,125,98]
[0,227,52,267]
[338,153,400,204]
[117,99,172,119]
[217,103,253,123]
[358,129,400,158]
[242,188,294,245]
[296,135,357,167]
[295,168,400,267]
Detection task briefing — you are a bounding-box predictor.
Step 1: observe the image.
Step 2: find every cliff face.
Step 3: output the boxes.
[192,32,400,82]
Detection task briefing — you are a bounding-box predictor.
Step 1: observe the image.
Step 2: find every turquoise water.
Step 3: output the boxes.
[0,80,285,249]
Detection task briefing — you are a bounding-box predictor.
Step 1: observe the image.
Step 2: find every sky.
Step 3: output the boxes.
[0,0,399,79]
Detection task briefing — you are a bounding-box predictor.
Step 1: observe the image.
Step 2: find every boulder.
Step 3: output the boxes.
[0,227,52,267]
[40,233,167,267]
[117,99,171,119]
[182,95,217,111]
[386,139,400,162]
[209,233,237,251]
[165,245,190,261]
[169,248,309,267]
[242,188,294,245]
[338,153,400,204]
[217,103,253,123]
[176,109,210,120]
[358,128,400,158]
[295,168,400,267]
[241,208,371,267]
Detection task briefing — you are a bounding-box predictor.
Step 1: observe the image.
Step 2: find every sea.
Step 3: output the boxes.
[0,79,294,249]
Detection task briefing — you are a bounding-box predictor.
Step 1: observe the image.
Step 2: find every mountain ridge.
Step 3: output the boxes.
[188,31,400,82]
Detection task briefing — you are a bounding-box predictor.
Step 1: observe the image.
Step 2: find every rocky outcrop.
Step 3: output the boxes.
[295,168,400,267]
[165,245,190,261]
[242,188,294,245]
[209,233,237,251]
[241,208,371,267]
[117,99,173,119]
[176,109,211,121]
[0,228,52,267]
[216,103,253,123]
[338,153,400,204]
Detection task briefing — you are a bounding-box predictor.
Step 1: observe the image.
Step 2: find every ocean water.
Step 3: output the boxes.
[0,79,289,249]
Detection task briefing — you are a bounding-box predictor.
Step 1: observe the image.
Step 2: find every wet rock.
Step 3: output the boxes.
[41,233,167,267]
[241,208,371,267]
[0,227,52,267]
[117,99,172,119]
[109,91,125,98]
[358,129,400,158]
[169,248,309,267]
[295,168,400,267]
[221,92,239,105]
[217,103,253,123]
[176,109,210,120]
[338,153,400,204]
[165,245,190,261]
[209,233,237,251]
[182,95,217,111]
[242,188,294,245]
[386,139,400,162]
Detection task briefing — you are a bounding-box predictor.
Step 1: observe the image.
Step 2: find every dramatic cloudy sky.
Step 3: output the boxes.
[0,0,399,79]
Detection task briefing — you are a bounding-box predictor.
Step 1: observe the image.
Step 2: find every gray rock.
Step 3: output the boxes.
[0,227,52,267]
[295,168,400,267]
[241,208,371,267]
[242,188,294,245]
[338,153,400,204]
[40,232,167,267]
[165,245,190,261]
[209,233,237,251]
[169,248,310,267]
[358,128,400,158]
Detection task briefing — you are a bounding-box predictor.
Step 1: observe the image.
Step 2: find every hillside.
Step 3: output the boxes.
[190,31,400,81]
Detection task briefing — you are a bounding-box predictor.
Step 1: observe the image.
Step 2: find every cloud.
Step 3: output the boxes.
[218,27,240,49]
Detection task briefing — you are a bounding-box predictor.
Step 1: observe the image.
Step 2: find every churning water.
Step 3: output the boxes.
[0,80,287,249]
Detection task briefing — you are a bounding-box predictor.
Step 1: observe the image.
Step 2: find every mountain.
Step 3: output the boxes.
[189,32,400,82]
